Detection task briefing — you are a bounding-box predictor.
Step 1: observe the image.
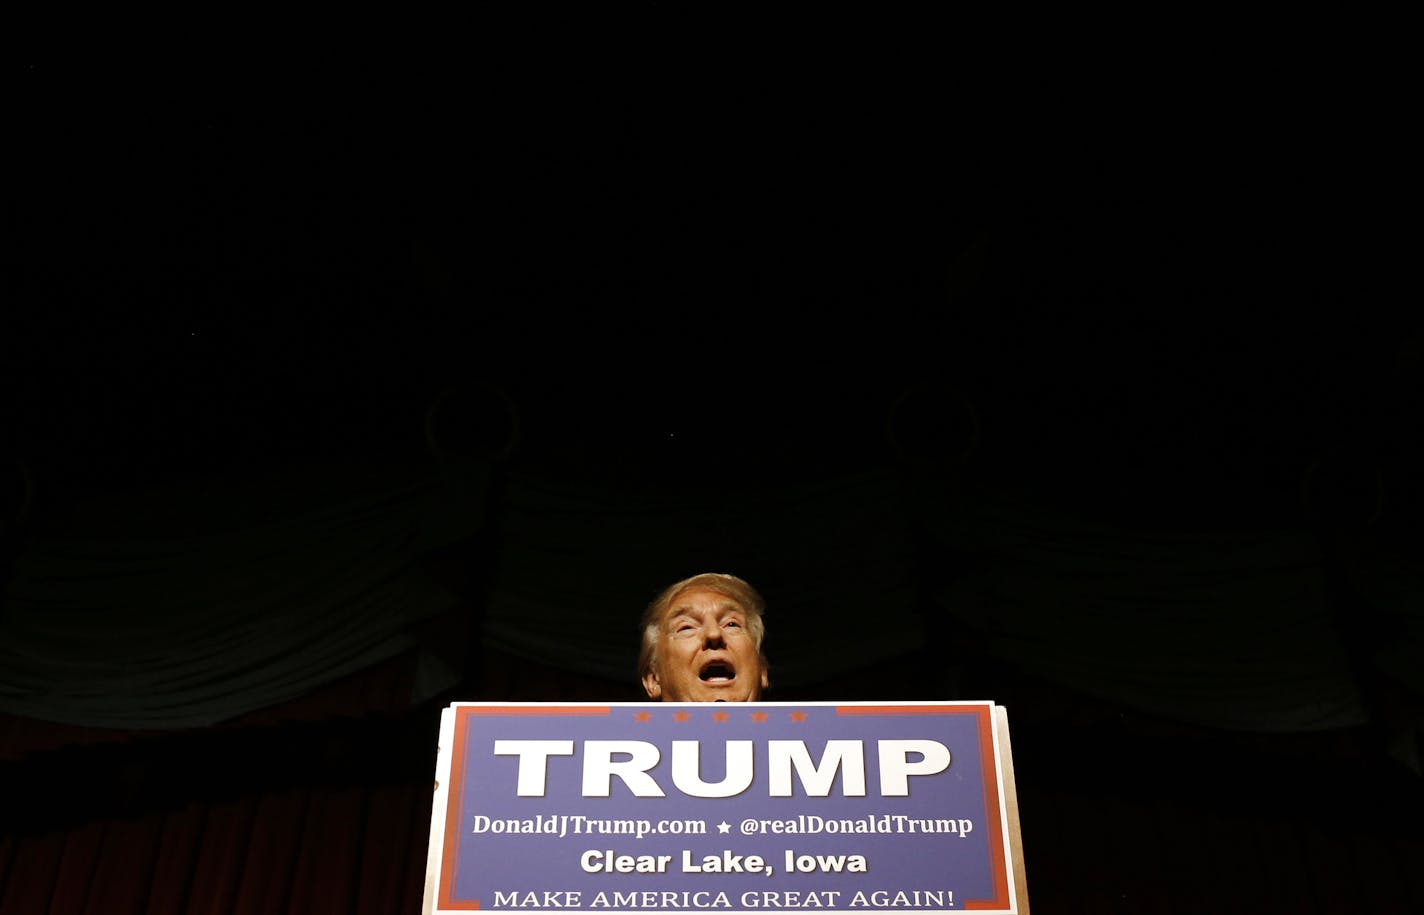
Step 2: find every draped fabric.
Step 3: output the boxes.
[1345,536,1424,696]
[2,454,1417,745]
[917,482,1371,733]
[479,465,1405,738]
[0,787,430,915]
[1338,533,1424,774]
[0,750,435,915]
[480,469,925,689]
[0,456,489,729]
[2,452,1422,914]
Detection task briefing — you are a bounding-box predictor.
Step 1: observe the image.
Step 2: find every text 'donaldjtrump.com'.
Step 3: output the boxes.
[424,702,1023,915]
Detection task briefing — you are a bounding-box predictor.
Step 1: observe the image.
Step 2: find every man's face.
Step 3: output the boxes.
[643,586,767,702]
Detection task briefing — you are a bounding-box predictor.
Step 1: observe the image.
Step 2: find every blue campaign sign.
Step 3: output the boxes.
[422,702,1024,915]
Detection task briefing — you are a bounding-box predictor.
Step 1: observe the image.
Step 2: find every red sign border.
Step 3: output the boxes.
[437,702,1012,913]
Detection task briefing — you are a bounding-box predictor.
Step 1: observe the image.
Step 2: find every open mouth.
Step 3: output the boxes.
[699,660,736,683]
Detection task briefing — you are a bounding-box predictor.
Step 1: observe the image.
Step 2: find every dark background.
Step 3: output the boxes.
[8,50,1412,527]
[4,36,1421,915]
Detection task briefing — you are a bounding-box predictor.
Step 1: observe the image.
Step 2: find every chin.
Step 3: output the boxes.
[673,687,743,703]
[705,688,756,703]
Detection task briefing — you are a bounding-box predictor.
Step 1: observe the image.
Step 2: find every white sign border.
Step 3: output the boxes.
[422,700,1026,915]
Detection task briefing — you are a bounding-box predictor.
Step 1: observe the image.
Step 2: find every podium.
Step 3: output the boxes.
[422,701,1029,914]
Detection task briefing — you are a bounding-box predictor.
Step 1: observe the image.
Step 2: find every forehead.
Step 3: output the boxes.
[662,586,748,618]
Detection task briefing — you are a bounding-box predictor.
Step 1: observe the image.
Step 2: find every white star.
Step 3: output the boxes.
[717,821,732,834]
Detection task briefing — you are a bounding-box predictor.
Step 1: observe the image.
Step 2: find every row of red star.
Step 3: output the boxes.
[631,710,808,723]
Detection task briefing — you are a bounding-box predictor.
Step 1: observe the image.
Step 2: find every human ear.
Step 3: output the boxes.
[642,670,663,700]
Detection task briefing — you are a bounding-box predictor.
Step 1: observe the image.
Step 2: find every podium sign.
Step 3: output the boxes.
[423,702,1027,914]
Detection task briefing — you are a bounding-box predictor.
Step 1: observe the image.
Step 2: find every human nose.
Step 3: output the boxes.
[700,620,725,647]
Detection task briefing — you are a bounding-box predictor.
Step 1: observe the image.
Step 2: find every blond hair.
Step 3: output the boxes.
[638,572,767,681]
